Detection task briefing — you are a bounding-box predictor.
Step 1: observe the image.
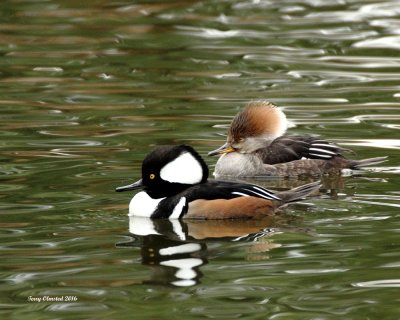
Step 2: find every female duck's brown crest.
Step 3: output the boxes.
[229,101,287,143]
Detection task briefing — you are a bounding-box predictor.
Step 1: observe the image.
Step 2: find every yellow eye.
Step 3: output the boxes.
[149,174,155,180]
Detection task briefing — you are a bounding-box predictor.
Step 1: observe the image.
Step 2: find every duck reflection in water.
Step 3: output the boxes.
[116,215,306,287]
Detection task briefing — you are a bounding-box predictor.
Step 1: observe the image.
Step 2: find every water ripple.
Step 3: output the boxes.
[350,200,400,209]
[0,1,399,319]
[353,36,400,50]
[0,203,53,214]
[29,140,102,147]
[46,303,109,312]
[4,267,92,284]
[341,139,400,150]
[319,56,400,69]
[286,268,349,274]
[371,19,400,34]
[352,279,400,288]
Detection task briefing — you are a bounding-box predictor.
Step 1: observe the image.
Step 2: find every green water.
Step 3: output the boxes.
[1,0,400,319]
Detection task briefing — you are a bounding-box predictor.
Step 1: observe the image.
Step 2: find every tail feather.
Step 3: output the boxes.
[276,181,321,203]
[349,156,388,169]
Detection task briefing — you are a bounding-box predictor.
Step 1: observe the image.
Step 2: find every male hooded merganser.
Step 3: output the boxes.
[208,101,387,177]
[116,145,320,219]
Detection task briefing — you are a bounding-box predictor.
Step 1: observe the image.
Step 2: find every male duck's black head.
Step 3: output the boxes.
[116,145,209,199]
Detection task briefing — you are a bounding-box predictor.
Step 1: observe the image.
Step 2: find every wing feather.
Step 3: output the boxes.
[257,135,344,164]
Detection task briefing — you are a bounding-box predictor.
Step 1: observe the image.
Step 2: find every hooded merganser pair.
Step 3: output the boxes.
[116,101,387,219]
[208,101,387,178]
[116,145,320,219]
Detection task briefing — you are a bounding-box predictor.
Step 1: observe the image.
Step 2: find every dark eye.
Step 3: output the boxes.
[149,173,155,180]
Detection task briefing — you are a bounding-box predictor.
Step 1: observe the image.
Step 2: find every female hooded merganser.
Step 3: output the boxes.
[116,145,320,219]
[208,101,387,178]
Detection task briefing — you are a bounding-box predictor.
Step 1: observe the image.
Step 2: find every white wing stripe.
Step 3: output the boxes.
[232,188,279,201]
[311,143,335,149]
[246,189,280,201]
[231,192,250,197]
[170,197,187,219]
[309,153,332,159]
[249,186,281,200]
[309,147,336,155]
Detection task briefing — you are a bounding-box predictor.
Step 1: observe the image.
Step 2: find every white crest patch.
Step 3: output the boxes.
[271,106,287,139]
[128,191,165,217]
[160,152,203,184]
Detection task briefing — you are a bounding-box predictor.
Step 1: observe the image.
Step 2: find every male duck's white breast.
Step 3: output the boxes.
[129,191,165,217]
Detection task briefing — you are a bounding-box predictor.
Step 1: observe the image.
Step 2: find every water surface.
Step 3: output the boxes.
[1,0,400,319]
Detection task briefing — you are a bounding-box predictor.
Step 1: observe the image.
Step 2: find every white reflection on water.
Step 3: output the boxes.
[340,139,400,150]
[319,55,400,68]
[352,279,400,288]
[350,200,400,208]
[47,302,109,312]
[286,268,349,274]
[300,1,400,23]
[381,124,400,130]
[33,67,63,72]
[350,114,400,121]
[0,203,53,213]
[161,258,203,287]
[5,267,91,284]
[353,36,400,49]
[29,140,103,147]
